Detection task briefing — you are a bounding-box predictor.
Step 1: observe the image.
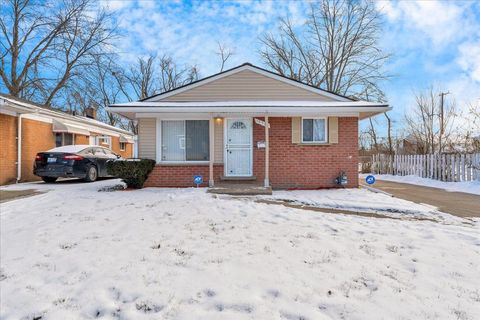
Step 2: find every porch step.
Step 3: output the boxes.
[220,176,257,181]
[208,184,272,196]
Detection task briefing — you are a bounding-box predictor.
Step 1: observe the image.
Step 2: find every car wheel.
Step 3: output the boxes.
[42,177,58,183]
[84,165,98,182]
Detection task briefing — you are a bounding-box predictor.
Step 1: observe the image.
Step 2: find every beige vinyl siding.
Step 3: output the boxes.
[214,118,224,163]
[138,118,156,160]
[160,70,337,102]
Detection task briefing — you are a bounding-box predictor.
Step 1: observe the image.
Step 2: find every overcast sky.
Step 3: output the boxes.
[103,0,479,133]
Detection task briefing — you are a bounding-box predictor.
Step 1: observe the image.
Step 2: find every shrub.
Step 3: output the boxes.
[106,159,156,189]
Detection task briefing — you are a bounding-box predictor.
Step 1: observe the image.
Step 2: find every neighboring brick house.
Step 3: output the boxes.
[0,94,135,185]
[109,63,389,190]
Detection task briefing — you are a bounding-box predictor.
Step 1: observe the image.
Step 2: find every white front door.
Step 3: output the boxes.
[225,118,253,176]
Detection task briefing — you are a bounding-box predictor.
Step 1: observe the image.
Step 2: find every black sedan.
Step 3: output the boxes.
[34,145,121,183]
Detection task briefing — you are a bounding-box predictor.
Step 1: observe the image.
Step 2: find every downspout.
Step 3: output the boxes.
[16,114,23,183]
[264,115,270,188]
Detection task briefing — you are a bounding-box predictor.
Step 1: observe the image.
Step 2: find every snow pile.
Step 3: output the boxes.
[373,174,480,195]
[1,180,479,319]
[262,188,459,223]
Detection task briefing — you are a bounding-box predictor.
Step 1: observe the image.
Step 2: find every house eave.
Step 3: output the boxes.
[1,95,135,137]
[108,104,391,120]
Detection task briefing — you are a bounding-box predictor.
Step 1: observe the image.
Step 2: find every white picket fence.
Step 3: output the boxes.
[372,153,480,182]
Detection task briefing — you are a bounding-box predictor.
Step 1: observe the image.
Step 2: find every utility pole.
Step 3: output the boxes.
[438,91,450,154]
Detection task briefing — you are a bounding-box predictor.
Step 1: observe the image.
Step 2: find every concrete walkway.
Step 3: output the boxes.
[363,180,480,218]
[0,189,44,203]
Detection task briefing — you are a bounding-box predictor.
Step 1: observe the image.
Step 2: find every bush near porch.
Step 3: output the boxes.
[106,159,156,189]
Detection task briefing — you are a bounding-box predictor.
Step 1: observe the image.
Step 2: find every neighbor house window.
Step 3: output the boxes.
[55,133,74,147]
[96,135,111,148]
[119,142,126,151]
[302,118,327,143]
[161,120,209,161]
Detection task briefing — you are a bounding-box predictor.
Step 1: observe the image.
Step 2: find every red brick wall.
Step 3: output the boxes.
[253,117,358,189]
[75,135,90,145]
[143,117,358,189]
[21,118,57,182]
[110,136,134,158]
[0,114,18,185]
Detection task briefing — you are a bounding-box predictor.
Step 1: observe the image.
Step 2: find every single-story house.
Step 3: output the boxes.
[0,94,135,185]
[109,63,390,189]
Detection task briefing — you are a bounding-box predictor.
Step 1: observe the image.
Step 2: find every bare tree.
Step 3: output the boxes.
[0,0,116,106]
[468,101,480,131]
[107,54,198,133]
[404,88,457,154]
[115,55,158,101]
[366,117,379,151]
[260,0,389,100]
[384,112,394,154]
[216,42,234,72]
[158,55,198,92]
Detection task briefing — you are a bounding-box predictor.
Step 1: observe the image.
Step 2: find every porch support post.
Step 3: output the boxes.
[264,116,270,187]
[209,117,215,187]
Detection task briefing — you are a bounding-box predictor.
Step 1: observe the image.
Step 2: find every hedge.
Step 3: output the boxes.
[106,159,156,189]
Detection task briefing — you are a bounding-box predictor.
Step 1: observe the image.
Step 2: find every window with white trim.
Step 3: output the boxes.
[119,142,126,151]
[161,120,209,161]
[302,118,327,143]
[96,135,111,148]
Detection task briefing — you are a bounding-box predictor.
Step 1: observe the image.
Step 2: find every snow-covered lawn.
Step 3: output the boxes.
[1,180,479,320]
[370,174,480,195]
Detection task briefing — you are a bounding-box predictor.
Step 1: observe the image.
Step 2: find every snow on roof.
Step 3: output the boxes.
[47,145,91,153]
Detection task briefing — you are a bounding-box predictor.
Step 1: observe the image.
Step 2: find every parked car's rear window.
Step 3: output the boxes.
[94,148,106,155]
[80,148,94,155]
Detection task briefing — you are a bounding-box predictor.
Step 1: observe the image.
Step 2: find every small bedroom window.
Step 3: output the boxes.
[302,118,327,143]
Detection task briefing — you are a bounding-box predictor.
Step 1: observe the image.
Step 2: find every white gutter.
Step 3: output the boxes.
[110,100,387,108]
[108,106,390,114]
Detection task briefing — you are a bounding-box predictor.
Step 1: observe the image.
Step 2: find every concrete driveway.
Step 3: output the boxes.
[363,180,480,218]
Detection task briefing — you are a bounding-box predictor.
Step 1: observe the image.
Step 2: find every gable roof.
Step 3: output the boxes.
[142,63,354,103]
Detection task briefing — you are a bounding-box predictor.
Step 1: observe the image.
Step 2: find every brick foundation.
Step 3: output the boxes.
[144,117,358,189]
[144,164,224,187]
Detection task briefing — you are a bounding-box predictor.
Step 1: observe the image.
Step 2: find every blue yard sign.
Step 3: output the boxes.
[194,175,203,187]
[365,175,376,185]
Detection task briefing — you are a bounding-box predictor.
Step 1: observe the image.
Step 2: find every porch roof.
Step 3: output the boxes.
[108,100,390,120]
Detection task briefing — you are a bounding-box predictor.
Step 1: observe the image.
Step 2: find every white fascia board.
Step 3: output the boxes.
[144,65,351,102]
[109,106,389,114]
